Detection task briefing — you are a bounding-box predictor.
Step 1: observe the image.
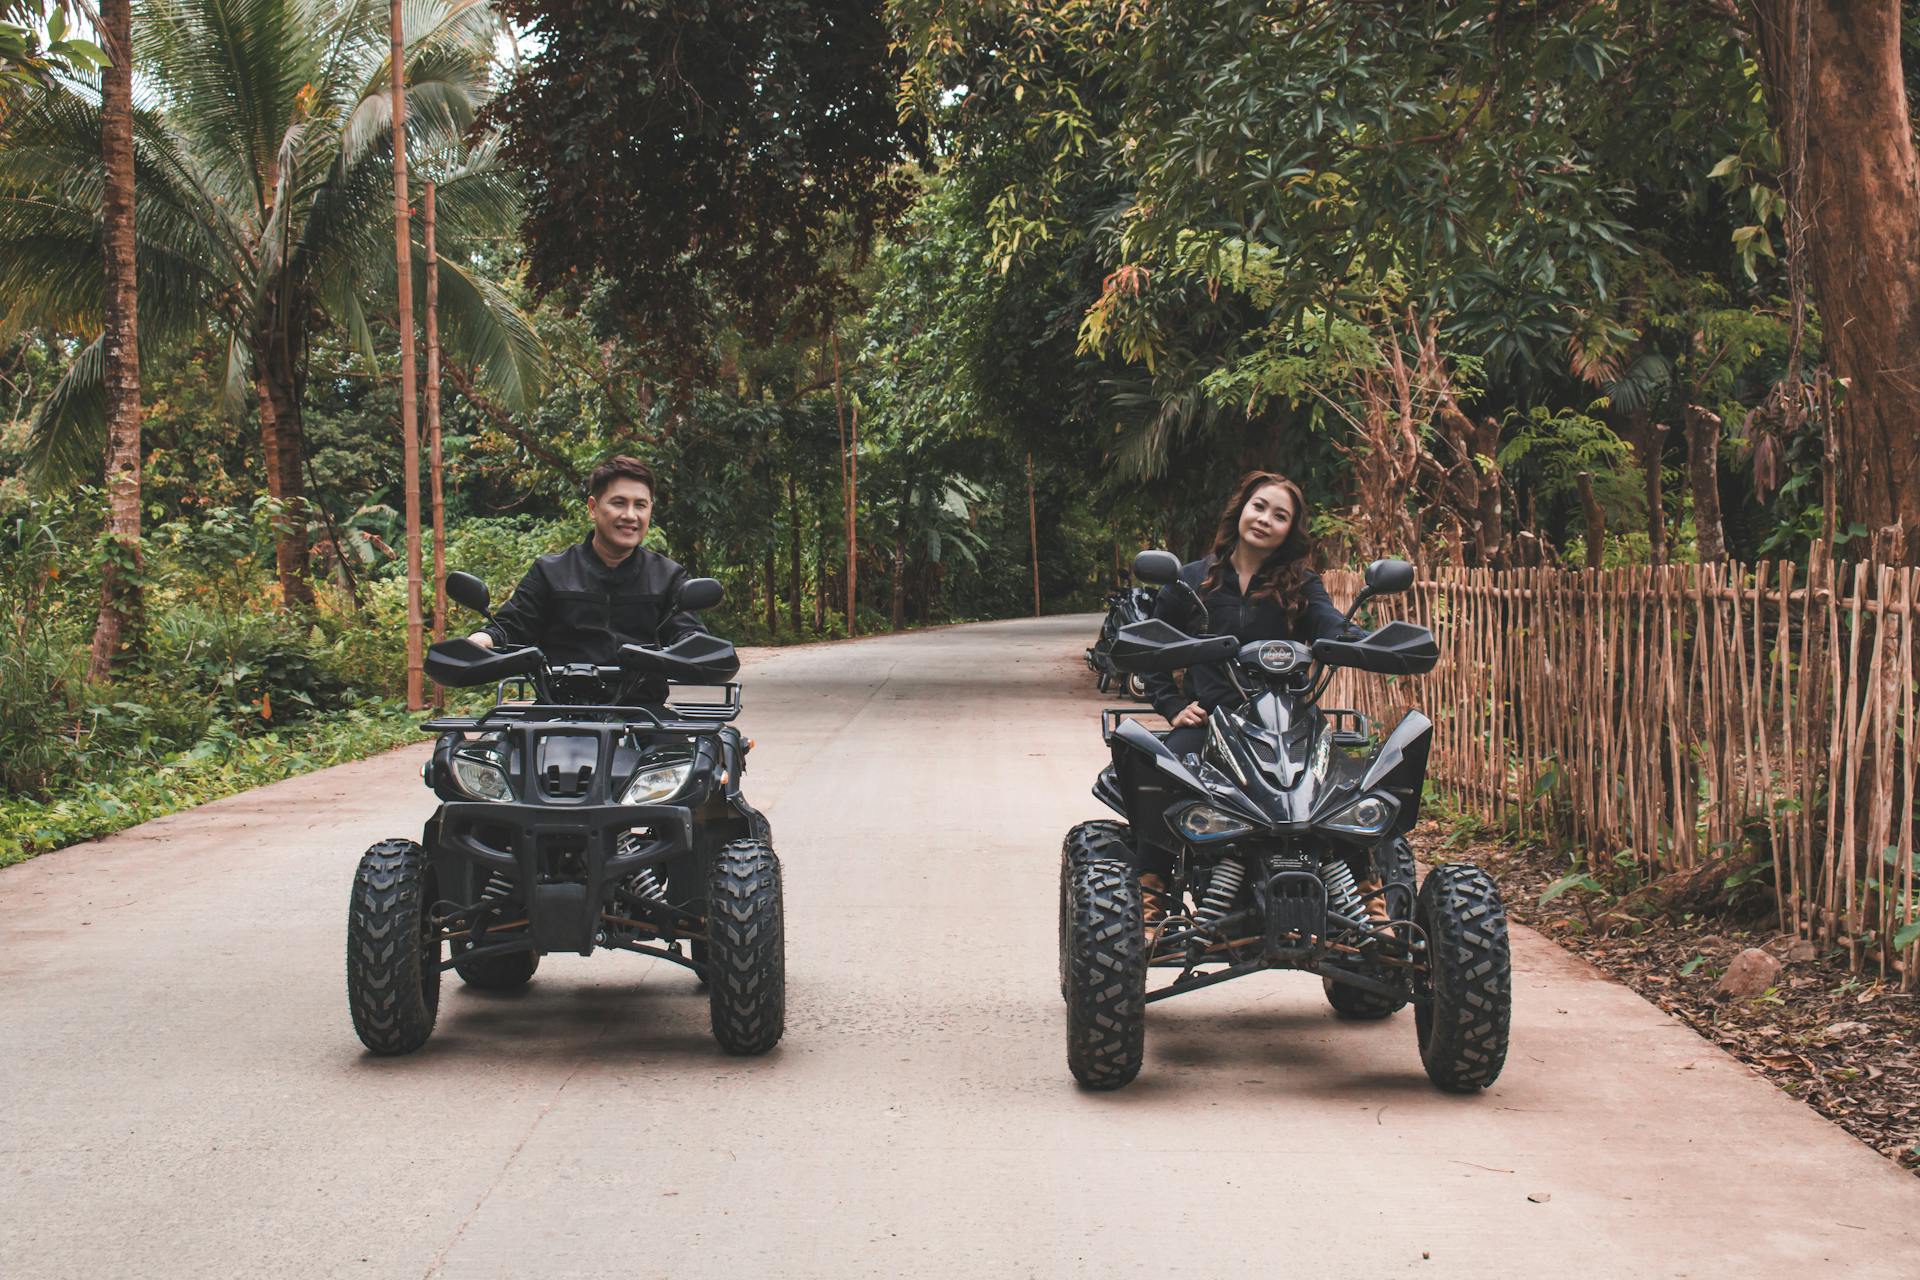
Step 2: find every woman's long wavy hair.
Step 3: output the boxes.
[1200,471,1317,622]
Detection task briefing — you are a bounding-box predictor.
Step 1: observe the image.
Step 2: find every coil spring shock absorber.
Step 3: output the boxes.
[1194,858,1248,928]
[1319,855,1367,925]
[480,870,515,901]
[624,866,668,903]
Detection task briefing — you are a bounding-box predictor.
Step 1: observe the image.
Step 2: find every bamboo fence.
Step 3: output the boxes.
[1323,553,1920,985]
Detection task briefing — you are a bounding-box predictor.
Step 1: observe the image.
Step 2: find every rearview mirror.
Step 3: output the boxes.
[446,571,490,615]
[1132,550,1179,585]
[1363,558,1415,595]
[673,576,724,613]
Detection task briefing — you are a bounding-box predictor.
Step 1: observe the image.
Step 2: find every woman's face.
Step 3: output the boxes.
[1238,482,1296,554]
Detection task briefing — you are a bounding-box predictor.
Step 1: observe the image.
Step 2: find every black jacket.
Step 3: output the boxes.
[1144,555,1347,721]
[481,538,707,666]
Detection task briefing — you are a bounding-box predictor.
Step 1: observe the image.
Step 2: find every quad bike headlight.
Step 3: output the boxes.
[622,760,693,806]
[1174,802,1255,843]
[450,748,513,803]
[1321,792,1397,837]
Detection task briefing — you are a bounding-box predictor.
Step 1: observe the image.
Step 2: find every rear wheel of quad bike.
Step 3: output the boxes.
[452,941,539,990]
[346,839,441,1055]
[706,840,785,1056]
[1324,836,1417,1020]
[1125,673,1149,700]
[1414,863,1512,1092]
[1063,858,1146,1090]
[1060,821,1133,1001]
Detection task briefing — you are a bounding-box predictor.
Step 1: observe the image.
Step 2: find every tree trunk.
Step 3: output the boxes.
[764,543,777,637]
[1027,451,1041,616]
[425,182,446,708]
[87,0,141,681]
[1627,414,1668,566]
[787,473,802,633]
[890,471,912,632]
[1576,471,1606,569]
[1749,0,1920,562]
[256,361,314,610]
[1685,405,1727,563]
[391,0,424,709]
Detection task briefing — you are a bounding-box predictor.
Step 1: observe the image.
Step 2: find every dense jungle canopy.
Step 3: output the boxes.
[5,0,1920,811]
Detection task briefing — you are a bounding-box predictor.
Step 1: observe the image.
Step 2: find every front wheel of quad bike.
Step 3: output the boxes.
[1414,863,1512,1092]
[1063,858,1146,1090]
[452,941,539,990]
[1060,821,1133,1001]
[706,840,785,1056]
[346,839,442,1055]
[1324,836,1417,1020]
[1125,673,1149,701]
[1096,669,1113,693]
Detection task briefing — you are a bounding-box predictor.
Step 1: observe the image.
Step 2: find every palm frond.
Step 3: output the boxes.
[432,254,544,410]
[25,333,103,486]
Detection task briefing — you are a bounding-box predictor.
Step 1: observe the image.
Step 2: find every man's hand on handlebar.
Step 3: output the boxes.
[1169,702,1208,729]
[466,631,495,650]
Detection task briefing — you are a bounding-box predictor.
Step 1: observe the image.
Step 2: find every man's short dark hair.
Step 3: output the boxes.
[588,455,657,500]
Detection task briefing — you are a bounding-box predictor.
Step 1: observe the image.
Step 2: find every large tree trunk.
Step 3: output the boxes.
[256,359,314,610]
[1750,0,1920,561]
[1685,405,1727,563]
[87,0,141,681]
[391,0,424,708]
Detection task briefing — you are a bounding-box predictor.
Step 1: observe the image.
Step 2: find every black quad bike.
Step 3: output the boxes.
[1059,552,1511,1092]
[1085,583,1158,700]
[346,571,784,1057]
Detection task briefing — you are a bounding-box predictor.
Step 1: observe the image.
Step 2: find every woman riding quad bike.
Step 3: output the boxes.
[1059,472,1511,1092]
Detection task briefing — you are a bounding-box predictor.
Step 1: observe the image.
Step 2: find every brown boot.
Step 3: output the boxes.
[1356,877,1391,929]
[1138,873,1172,934]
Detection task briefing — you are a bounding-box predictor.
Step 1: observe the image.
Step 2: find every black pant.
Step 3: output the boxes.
[1128,726,1204,879]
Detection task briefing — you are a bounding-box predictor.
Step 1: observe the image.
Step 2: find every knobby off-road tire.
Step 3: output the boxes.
[1063,858,1146,1090]
[706,840,785,1056]
[452,942,539,990]
[1324,836,1417,1020]
[1414,863,1512,1092]
[1060,821,1133,1001]
[347,839,442,1055]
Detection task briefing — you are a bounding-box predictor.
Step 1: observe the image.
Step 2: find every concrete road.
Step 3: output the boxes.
[5,615,1918,1279]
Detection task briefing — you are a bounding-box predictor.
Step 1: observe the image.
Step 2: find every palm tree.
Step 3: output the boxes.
[91,0,141,676]
[0,0,541,609]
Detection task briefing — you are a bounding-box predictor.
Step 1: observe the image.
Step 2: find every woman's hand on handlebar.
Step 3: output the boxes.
[1169,702,1208,729]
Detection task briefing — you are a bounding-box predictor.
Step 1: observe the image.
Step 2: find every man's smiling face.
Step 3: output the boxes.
[588,476,653,558]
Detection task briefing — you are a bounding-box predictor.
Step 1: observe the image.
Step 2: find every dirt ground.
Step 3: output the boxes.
[1430,815,1920,1176]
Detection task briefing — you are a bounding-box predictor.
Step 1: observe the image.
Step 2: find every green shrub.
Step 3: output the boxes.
[0,501,88,797]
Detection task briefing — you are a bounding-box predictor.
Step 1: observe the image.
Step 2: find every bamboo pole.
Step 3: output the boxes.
[424,181,445,711]
[390,0,423,711]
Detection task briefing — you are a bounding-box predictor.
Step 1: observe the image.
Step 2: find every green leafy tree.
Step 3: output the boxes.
[490,0,922,375]
[0,0,542,608]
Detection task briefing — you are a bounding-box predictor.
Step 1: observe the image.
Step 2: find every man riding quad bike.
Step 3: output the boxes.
[1085,583,1158,700]
[345,457,784,1057]
[1059,551,1512,1093]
